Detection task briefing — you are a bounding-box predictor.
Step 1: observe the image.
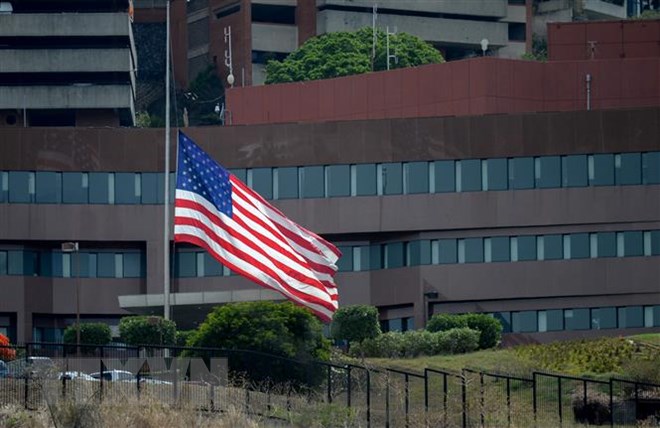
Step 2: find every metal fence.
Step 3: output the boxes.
[1,343,659,427]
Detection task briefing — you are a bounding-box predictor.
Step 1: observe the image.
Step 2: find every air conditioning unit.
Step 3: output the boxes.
[0,2,13,14]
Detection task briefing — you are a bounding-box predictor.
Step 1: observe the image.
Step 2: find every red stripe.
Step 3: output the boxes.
[174,233,332,322]
[174,216,338,310]
[175,199,334,297]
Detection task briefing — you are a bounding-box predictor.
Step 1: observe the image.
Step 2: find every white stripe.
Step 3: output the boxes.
[175,224,336,319]
[175,192,337,304]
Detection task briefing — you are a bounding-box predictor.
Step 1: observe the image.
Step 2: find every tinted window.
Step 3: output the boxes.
[229,168,247,183]
[385,242,404,268]
[352,164,377,196]
[141,173,163,204]
[570,233,590,259]
[204,252,224,276]
[651,231,660,256]
[275,167,298,199]
[300,166,324,198]
[543,234,563,260]
[404,162,429,194]
[493,312,511,333]
[565,308,590,330]
[513,236,536,261]
[123,253,144,278]
[486,236,510,262]
[642,152,660,184]
[9,171,34,203]
[0,251,7,275]
[620,231,643,257]
[433,160,455,193]
[369,245,382,270]
[509,157,534,189]
[461,238,484,263]
[115,173,140,204]
[35,172,61,203]
[618,306,643,328]
[512,311,537,333]
[546,309,564,331]
[97,253,116,278]
[562,155,587,187]
[458,160,481,192]
[381,163,402,195]
[535,156,561,188]
[62,172,88,204]
[0,171,7,202]
[592,307,617,329]
[597,232,616,257]
[437,239,457,264]
[589,154,614,186]
[250,168,272,199]
[326,165,350,197]
[174,252,196,278]
[336,246,353,272]
[407,240,431,266]
[486,158,508,191]
[353,245,370,271]
[7,251,24,275]
[615,153,641,185]
[89,173,111,204]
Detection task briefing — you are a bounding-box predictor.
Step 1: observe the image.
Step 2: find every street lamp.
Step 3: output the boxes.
[61,242,80,351]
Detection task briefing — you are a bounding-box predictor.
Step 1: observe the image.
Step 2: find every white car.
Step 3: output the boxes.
[90,369,172,385]
[59,371,98,382]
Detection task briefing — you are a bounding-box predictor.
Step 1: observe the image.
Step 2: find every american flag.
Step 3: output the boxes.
[173,132,341,321]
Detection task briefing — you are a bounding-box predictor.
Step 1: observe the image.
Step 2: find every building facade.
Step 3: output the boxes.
[1,106,660,343]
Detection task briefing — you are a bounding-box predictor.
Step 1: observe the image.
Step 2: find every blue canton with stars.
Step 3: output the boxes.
[176,132,233,218]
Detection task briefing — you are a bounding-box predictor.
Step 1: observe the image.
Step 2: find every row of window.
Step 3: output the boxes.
[493,305,660,333]
[0,250,145,278]
[2,151,660,204]
[335,230,660,271]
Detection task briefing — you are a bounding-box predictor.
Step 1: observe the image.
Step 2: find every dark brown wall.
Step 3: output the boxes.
[296,0,316,45]
[209,0,252,88]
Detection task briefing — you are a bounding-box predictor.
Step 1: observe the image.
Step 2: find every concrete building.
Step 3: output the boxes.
[0,0,137,127]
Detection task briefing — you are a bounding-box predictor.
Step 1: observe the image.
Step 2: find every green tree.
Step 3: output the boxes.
[118,316,177,347]
[63,323,112,346]
[187,301,330,386]
[427,313,502,349]
[330,305,380,349]
[265,27,444,84]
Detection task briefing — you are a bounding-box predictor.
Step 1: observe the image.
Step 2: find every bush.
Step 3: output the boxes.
[186,301,330,386]
[427,313,502,349]
[63,323,112,346]
[426,314,468,333]
[331,305,380,347]
[0,333,16,361]
[119,316,177,347]
[175,330,195,348]
[436,328,480,354]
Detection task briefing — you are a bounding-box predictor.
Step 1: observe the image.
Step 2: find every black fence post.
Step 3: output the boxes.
[326,365,332,403]
[634,382,639,421]
[366,369,371,428]
[99,346,104,402]
[557,376,562,424]
[24,343,29,410]
[461,369,467,428]
[385,371,390,428]
[506,377,511,427]
[443,373,449,425]
[424,369,429,414]
[609,378,614,427]
[346,366,352,408]
[480,372,485,427]
[532,372,538,424]
[583,379,588,416]
[405,373,410,428]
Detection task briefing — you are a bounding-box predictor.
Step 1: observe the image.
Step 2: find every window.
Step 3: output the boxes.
[274,167,298,199]
[249,168,272,199]
[485,236,510,262]
[508,22,526,41]
[543,234,563,260]
[336,246,353,272]
[597,232,616,257]
[591,307,617,329]
[174,252,196,278]
[369,245,382,270]
[204,252,224,276]
[562,155,587,187]
[433,160,455,193]
[618,231,643,257]
[89,173,112,204]
[353,246,369,271]
[141,173,163,204]
[434,239,457,264]
[569,233,590,259]
[509,157,534,190]
[485,158,508,191]
[404,162,429,194]
[380,163,403,195]
[407,240,431,266]
[384,242,404,269]
[62,172,88,204]
[538,309,563,332]
[229,169,247,183]
[35,172,62,203]
[512,236,536,261]
[9,171,34,203]
[642,152,660,184]
[615,153,641,185]
[457,160,481,192]
[115,173,140,204]
[589,154,614,186]
[618,306,643,328]
[512,311,537,333]
[645,305,660,327]
[493,312,512,333]
[351,164,377,196]
[8,251,24,275]
[97,253,117,278]
[0,251,7,275]
[326,165,350,197]
[0,172,7,202]
[564,308,590,330]
[535,156,561,188]
[459,238,483,263]
[650,231,660,256]
[123,253,144,278]
[300,166,324,198]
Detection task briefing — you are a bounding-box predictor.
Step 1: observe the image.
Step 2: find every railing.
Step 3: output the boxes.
[1,343,659,427]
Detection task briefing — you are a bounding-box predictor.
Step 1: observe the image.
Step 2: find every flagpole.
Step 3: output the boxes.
[163,0,171,322]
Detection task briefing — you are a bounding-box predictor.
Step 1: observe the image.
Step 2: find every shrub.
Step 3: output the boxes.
[401,330,438,357]
[462,314,502,349]
[330,305,380,347]
[0,333,16,361]
[63,323,112,346]
[426,314,468,333]
[119,316,177,347]
[186,301,330,386]
[350,332,405,359]
[175,330,195,348]
[436,328,480,354]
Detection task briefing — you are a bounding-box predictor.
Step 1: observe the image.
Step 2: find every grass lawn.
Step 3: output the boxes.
[629,332,660,346]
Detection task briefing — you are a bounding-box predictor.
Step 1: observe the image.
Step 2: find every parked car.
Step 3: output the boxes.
[0,360,7,378]
[59,371,98,382]
[90,369,172,385]
[6,357,54,379]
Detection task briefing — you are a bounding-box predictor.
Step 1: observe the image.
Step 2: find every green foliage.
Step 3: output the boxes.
[349,328,480,358]
[265,27,444,84]
[426,314,468,333]
[175,330,195,348]
[521,34,548,62]
[427,313,502,349]
[118,316,177,347]
[63,323,112,346]
[621,352,660,384]
[513,337,658,375]
[330,305,380,345]
[187,301,330,385]
[637,10,660,20]
[134,111,153,128]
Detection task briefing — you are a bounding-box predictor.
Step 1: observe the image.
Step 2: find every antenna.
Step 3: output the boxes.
[372,3,377,70]
[224,26,234,87]
[386,26,397,70]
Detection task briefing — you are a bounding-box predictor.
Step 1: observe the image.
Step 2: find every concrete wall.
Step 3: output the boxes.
[0,86,134,110]
[316,0,508,18]
[583,0,628,19]
[0,49,134,73]
[0,13,131,37]
[251,23,298,53]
